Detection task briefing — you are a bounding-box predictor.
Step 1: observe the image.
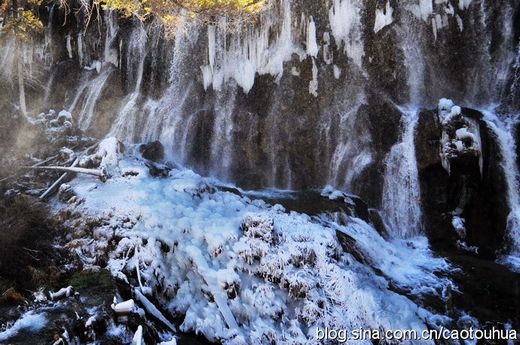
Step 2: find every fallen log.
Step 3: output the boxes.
[32,154,59,167]
[0,154,60,183]
[35,142,104,199]
[38,157,80,200]
[26,165,105,179]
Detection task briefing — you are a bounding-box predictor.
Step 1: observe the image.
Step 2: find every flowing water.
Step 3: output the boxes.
[2,1,520,343]
[483,111,520,269]
[382,110,423,238]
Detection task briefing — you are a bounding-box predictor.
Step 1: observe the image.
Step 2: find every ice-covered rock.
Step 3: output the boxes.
[111,298,136,314]
[58,183,75,203]
[56,152,456,344]
[438,100,482,174]
[139,141,164,162]
[57,110,72,124]
[415,102,511,256]
[452,216,466,239]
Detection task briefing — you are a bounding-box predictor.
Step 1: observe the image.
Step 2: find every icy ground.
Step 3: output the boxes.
[55,138,455,344]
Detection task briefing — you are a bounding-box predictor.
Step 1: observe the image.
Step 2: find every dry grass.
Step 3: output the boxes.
[0,195,54,287]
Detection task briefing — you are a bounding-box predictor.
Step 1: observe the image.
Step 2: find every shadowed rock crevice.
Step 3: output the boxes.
[415,107,510,258]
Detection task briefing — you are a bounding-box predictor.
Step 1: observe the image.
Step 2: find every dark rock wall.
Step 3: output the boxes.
[415,108,510,256]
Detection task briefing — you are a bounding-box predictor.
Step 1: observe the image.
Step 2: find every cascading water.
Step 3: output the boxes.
[154,21,201,165]
[109,25,148,140]
[75,66,113,130]
[382,110,423,238]
[482,111,520,269]
[1,0,519,228]
[3,1,520,343]
[13,0,511,191]
[209,88,237,181]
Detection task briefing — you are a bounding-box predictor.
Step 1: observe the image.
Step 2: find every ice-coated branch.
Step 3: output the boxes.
[26,165,106,180]
[135,289,176,332]
[49,286,73,300]
[39,157,80,200]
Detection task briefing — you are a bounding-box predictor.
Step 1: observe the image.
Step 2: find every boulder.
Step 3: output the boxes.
[139,141,164,162]
[368,208,389,240]
[335,230,372,267]
[415,104,509,257]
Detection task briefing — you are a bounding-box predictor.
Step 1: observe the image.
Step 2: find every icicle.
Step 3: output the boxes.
[306,17,319,57]
[135,289,176,332]
[374,1,394,33]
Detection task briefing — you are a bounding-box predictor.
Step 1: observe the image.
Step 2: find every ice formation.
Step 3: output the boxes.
[55,138,455,344]
[438,99,482,175]
[405,0,473,39]
[0,311,48,342]
[329,0,364,67]
[49,286,73,300]
[374,1,394,33]
[306,17,319,57]
[200,0,296,93]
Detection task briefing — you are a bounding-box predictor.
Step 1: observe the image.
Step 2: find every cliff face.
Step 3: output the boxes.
[0,1,519,238]
[1,3,520,341]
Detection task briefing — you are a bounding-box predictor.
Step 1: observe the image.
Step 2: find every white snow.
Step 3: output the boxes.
[438,98,455,119]
[57,144,456,344]
[49,286,73,300]
[132,325,144,345]
[58,110,72,121]
[452,216,466,238]
[455,127,476,142]
[112,298,136,314]
[438,100,482,174]
[33,288,48,302]
[0,311,48,341]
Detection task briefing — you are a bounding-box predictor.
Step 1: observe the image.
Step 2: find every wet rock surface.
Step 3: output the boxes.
[140,141,165,162]
[415,106,510,257]
[4,0,518,203]
[0,0,520,341]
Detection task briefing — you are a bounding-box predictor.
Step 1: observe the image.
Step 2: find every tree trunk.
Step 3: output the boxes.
[12,0,27,116]
[17,42,27,116]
